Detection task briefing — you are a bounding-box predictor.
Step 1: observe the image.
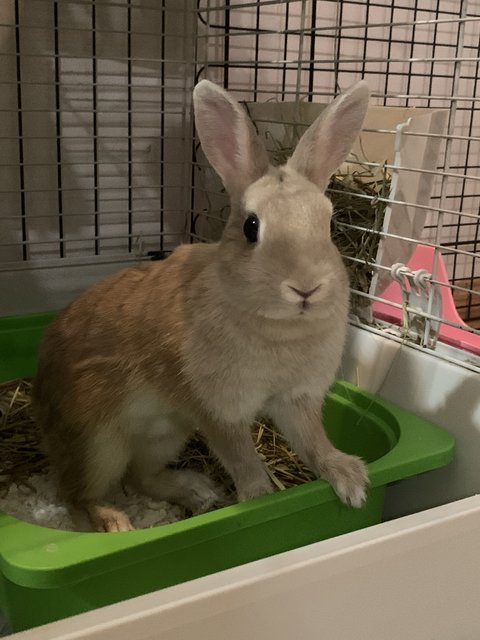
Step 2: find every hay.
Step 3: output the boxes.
[177,420,315,496]
[0,379,314,506]
[0,379,47,491]
[329,162,390,296]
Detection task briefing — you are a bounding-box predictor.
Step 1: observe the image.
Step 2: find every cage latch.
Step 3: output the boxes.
[390,263,442,347]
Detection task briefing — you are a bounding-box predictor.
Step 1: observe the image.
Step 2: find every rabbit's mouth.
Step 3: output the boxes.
[298,300,314,316]
[300,299,310,311]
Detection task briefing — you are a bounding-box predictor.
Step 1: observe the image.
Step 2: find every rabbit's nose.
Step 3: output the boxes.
[288,284,321,300]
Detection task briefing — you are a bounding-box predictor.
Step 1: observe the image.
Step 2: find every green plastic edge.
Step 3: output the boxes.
[0,312,455,588]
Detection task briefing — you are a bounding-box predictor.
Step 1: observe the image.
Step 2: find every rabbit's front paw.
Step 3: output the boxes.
[318,450,368,508]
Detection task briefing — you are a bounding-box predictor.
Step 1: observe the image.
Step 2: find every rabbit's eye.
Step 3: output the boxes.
[243,214,259,243]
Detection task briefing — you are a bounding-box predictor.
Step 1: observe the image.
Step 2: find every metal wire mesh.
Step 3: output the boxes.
[0,0,479,366]
[0,0,192,269]
[193,0,480,366]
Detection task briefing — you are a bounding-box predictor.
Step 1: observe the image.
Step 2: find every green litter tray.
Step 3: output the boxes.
[0,312,455,632]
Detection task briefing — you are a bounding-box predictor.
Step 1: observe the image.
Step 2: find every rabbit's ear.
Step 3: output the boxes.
[287,81,370,191]
[193,80,270,195]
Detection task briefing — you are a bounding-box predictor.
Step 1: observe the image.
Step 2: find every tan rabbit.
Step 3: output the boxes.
[32,79,370,532]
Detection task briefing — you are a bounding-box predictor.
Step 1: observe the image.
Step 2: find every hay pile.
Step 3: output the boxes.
[0,379,47,490]
[329,163,390,296]
[0,379,315,528]
[179,420,315,496]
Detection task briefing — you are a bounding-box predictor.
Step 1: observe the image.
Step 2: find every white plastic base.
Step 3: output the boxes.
[11,495,480,640]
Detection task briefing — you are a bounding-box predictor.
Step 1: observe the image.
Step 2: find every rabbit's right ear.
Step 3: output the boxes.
[193,80,270,196]
[287,81,370,192]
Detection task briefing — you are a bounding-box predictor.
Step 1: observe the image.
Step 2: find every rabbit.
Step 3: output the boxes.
[32,78,370,532]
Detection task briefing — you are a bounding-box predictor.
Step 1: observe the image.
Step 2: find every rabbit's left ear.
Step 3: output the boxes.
[193,80,270,196]
[287,81,370,191]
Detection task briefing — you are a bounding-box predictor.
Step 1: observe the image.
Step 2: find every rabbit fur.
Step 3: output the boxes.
[32,79,370,532]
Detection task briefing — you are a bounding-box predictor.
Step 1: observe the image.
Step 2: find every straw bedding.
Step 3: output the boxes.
[0,379,315,531]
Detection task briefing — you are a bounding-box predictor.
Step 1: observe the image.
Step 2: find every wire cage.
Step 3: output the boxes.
[0,0,479,370]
